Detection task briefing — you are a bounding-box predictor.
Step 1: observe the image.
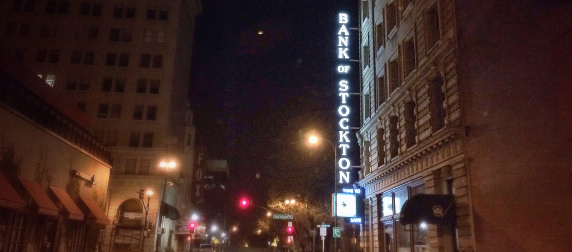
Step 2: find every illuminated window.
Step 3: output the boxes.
[45,75,56,87]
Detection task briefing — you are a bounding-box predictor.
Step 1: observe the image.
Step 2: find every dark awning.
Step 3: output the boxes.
[161,202,180,220]
[399,194,455,225]
[0,172,25,211]
[18,178,59,217]
[79,195,109,225]
[49,187,84,221]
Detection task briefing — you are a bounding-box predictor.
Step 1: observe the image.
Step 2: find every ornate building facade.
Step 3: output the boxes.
[356,0,572,251]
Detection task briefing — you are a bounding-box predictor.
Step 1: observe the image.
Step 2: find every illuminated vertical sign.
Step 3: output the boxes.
[336,13,351,185]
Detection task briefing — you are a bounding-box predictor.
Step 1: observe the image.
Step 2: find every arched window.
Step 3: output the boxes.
[117,198,143,227]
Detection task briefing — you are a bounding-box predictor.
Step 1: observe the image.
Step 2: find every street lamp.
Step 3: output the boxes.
[307,133,339,252]
[139,189,153,252]
[155,160,176,252]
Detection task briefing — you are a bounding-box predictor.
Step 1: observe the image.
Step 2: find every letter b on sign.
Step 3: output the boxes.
[339,13,348,24]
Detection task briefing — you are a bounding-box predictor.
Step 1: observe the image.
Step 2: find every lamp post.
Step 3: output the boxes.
[155,160,176,252]
[139,189,153,252]
[308,134,338,252]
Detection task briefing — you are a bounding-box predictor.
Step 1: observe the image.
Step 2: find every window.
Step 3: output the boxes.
[109,29,120,41]
[92,3,102,16]
[361,0,369,22]
[425,5,441,50]
[429,76,446,132]
[125,158,136,174]
[70,51,94,65]
[389,115,399,158]
[101,78,112,91]
[45,74,56,87]
[110,104,122,119]
[84,51,94,65]
[15,49,25,60]
[118,53,129,67]
[152,55,163,68]
[146,106,157,121]
[79,77,90,90]
[400,0,412,16]
[66,75,77,90]
[12,0,35,12]
[146,8,156,19]
[113,5,123,18]
[45,0,56,13]
[364,93,371,120]
[158,7,168,20]
[77,102,86,112]
[142,132,153,148]
[387,2,397,33]
[115,78,125,92]
[136,79,147,93]
[18,23,30,36]
[79,3,90,15]
[87,27,98,40]
[133,105,144,120]
[388,58,399,94]
[138,159,150,175]
[46,0,68,14]
[144,30,153,43]
[156,31,165,43]
[97,104,109,118]
[122,29,132,42]
[377,75,386,106]
[105,53,117,66]
[129,131,140,147]
[126,5,136,18]
[376,128,385,166]
[48,50,60,63]
[140,54,151,68]
[380,183,427,252]
[376,21,385,50]
[40,24,58,38]
[403,38,416,77]
[70,51,81,64]
[36,49,47,62]
[404,101,417,148]
[362,35,370,68]
[150,80,160,94]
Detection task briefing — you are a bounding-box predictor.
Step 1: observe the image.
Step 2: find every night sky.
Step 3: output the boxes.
[189,0,359,228]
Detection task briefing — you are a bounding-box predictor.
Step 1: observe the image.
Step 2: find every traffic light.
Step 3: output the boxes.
[239,197,251,209]
[188,222,196,233]
[287,226,294,234]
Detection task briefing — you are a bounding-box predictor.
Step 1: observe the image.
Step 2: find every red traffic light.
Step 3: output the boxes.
[239,197,251,209]
[287,226,294,233]
[188,222,196,232]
